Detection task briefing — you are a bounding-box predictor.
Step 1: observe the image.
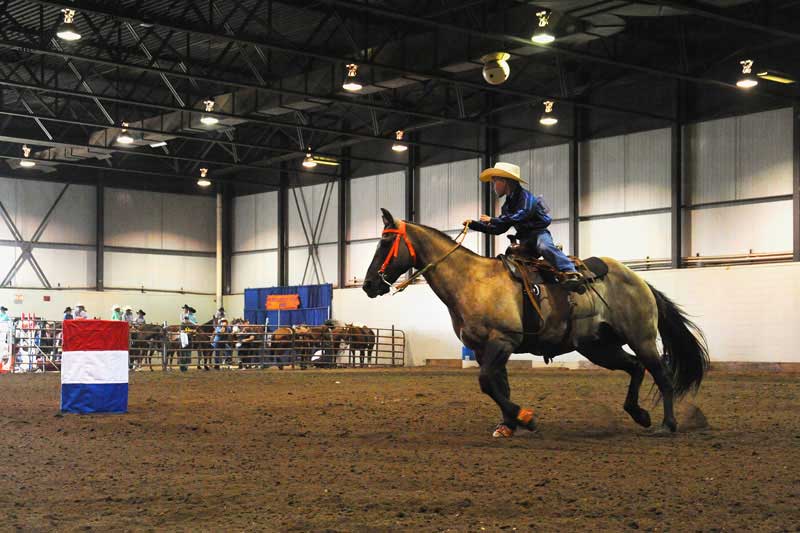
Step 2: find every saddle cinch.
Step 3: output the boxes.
[498,235,610,358]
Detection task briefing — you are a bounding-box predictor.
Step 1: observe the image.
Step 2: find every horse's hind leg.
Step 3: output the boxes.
[631,340,676,433]
[578,342,650,428]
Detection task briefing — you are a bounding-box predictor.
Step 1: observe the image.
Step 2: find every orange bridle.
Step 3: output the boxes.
[378,221,416,274]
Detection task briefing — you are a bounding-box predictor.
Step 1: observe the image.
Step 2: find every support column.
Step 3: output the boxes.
[278,162,289,286]
[406,132,418,223]
[222,183,233,295]
[338,147,350,288]
[568,106,580,257]
[671,80,686,269]
[215,192,223,307]
[95,180,104,291]
[794,103,800,261]
[482,96,496,257]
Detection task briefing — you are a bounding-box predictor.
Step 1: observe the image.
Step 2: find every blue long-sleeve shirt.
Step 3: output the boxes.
[468,186,551,240]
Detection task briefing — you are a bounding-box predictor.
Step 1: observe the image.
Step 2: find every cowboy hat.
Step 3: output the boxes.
[124,305,132,311]
[137,309,146,315]
[479,162,527,184]
[64,306,72,312]
[188,307,196,314]
[112,304,120,310]
[181,304,190,310]
[0,306,7,312]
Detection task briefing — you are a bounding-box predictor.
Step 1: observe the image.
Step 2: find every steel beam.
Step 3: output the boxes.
[278,162,289,286]
[338,146,350,288]
[569,107,581,257]
[96,180,104,290]
[794,103,800,261]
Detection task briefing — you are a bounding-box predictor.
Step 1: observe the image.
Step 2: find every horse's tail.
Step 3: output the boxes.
[647,283,710,399]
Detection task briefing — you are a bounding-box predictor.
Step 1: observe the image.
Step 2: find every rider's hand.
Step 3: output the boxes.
[479,214,492,223]
[463,219,472,227]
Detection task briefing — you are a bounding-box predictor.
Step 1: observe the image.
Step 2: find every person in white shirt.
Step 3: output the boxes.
[74,304,88,319]
[122,306,134,323]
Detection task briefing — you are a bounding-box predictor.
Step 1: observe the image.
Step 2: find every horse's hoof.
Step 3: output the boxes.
[650,424,676,437]
[516,408,538,432]
[625,406,652,428]
[492,424,514,438]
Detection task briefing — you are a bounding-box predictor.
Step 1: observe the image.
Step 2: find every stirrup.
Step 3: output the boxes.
[492,424,515,438]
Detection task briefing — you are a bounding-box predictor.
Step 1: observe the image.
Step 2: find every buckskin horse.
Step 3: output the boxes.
[362,209,709,437]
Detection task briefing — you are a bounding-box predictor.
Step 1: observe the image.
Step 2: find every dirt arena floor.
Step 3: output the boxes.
[1,368,799,532]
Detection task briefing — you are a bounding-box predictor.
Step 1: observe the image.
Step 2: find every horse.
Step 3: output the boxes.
[269,326,297,369]
[362,209,709,437]
[340,324,375,367]
[130,323,163,371]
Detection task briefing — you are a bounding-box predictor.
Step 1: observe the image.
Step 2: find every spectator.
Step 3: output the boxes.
[111,305,123,321]
[122,306,134,323]
[214,306,226,323]
[212,318,232,370]
[63,307,73,321]
[0,306,10,322]
[182,306,198,325]
[74,304,88,319]
[180,304,191,324]
[134,309,146,326]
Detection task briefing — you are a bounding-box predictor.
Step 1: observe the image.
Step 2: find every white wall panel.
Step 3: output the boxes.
[287,247,309,286]
[737,108,793,199]
[0,245,15,279]
[624,128,671,211]
[32,249,95,288]
[580,136,625,216]
[687,117,737,204]
[580,213,670,261]
[347,239,379,285]
[104,252,214,293]
[288,243,338,286]
[530,144,569,218]
[288,183,338,247]
[448,159,480,230]
[0,179,95,245]
[549,220,571,256]
[231,251,278,293]
[419,163,449,229]
[377,171,406,224]
[105,189,214,251]
[105,189,163,248]
[233,191,278,252]
[349,176,378,240]
[689,200,792,256]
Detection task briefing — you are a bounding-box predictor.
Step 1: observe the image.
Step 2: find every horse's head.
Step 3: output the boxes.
[363,208,416,298]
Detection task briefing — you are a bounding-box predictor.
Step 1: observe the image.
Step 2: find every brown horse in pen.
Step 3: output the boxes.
[130,324,163,371]
[363,209,709,437]
[337,324,375,367]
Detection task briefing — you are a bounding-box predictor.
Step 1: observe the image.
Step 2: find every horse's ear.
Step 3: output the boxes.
[381,208,397,228]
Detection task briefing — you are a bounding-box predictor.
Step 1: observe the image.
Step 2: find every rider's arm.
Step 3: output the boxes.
[491,193,539,226]
[468,219,510,235]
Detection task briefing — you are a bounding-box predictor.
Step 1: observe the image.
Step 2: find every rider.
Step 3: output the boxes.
[464,162,583,289]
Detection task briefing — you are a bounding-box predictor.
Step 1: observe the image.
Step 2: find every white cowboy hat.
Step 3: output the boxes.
[479,162,527,184]
[112,304,120,310]
[124,305,132,311]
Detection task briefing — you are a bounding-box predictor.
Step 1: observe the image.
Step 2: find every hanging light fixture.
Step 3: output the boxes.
[539,101,558,126]
[532,10,555,44]
[56,9,81,41]
[19,145,35,168]
[342,64,363,92]
[117,122,134,144]
[392,130,408,152]
[200,99,219,125]
[737,59,758,89]
[302,147,318,168]
[197,168,211,187]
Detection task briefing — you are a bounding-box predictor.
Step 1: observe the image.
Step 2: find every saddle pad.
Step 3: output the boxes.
[581,256,609,279]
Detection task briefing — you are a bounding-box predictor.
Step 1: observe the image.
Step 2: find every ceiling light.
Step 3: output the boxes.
[531,10,555,44]
[302,148,317,168]
[56,9,81,41]
[197,168,211,187]
[481,52,511,85]
[392,130,408,152]
[539,100,558,126]
[756,71,795,84]
[737,59,758,89]
[149,141,167,148]
[342,64,363,92]
[19,145,35,168]
[117,122,134,144]
[200,99,219,125]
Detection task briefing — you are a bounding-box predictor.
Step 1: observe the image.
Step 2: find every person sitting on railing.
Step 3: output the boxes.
[74,304,88,319]
[111,305,123,321]
[122,306,134,323]
[180,304,198,325]
[214,306,225,324]
[212,318,232,370]
[0,306,10,322]
[134,309,146,326]
[62,307,73,321]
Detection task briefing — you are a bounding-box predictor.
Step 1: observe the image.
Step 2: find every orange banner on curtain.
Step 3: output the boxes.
[266,294,300,310]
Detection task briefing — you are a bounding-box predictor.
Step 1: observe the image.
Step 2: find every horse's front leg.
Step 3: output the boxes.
[476,338,536,438]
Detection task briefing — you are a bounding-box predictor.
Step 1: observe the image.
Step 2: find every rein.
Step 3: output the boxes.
[379,222,469,294]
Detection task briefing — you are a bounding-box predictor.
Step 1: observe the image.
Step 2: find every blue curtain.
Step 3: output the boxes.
[244,283,332,331]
